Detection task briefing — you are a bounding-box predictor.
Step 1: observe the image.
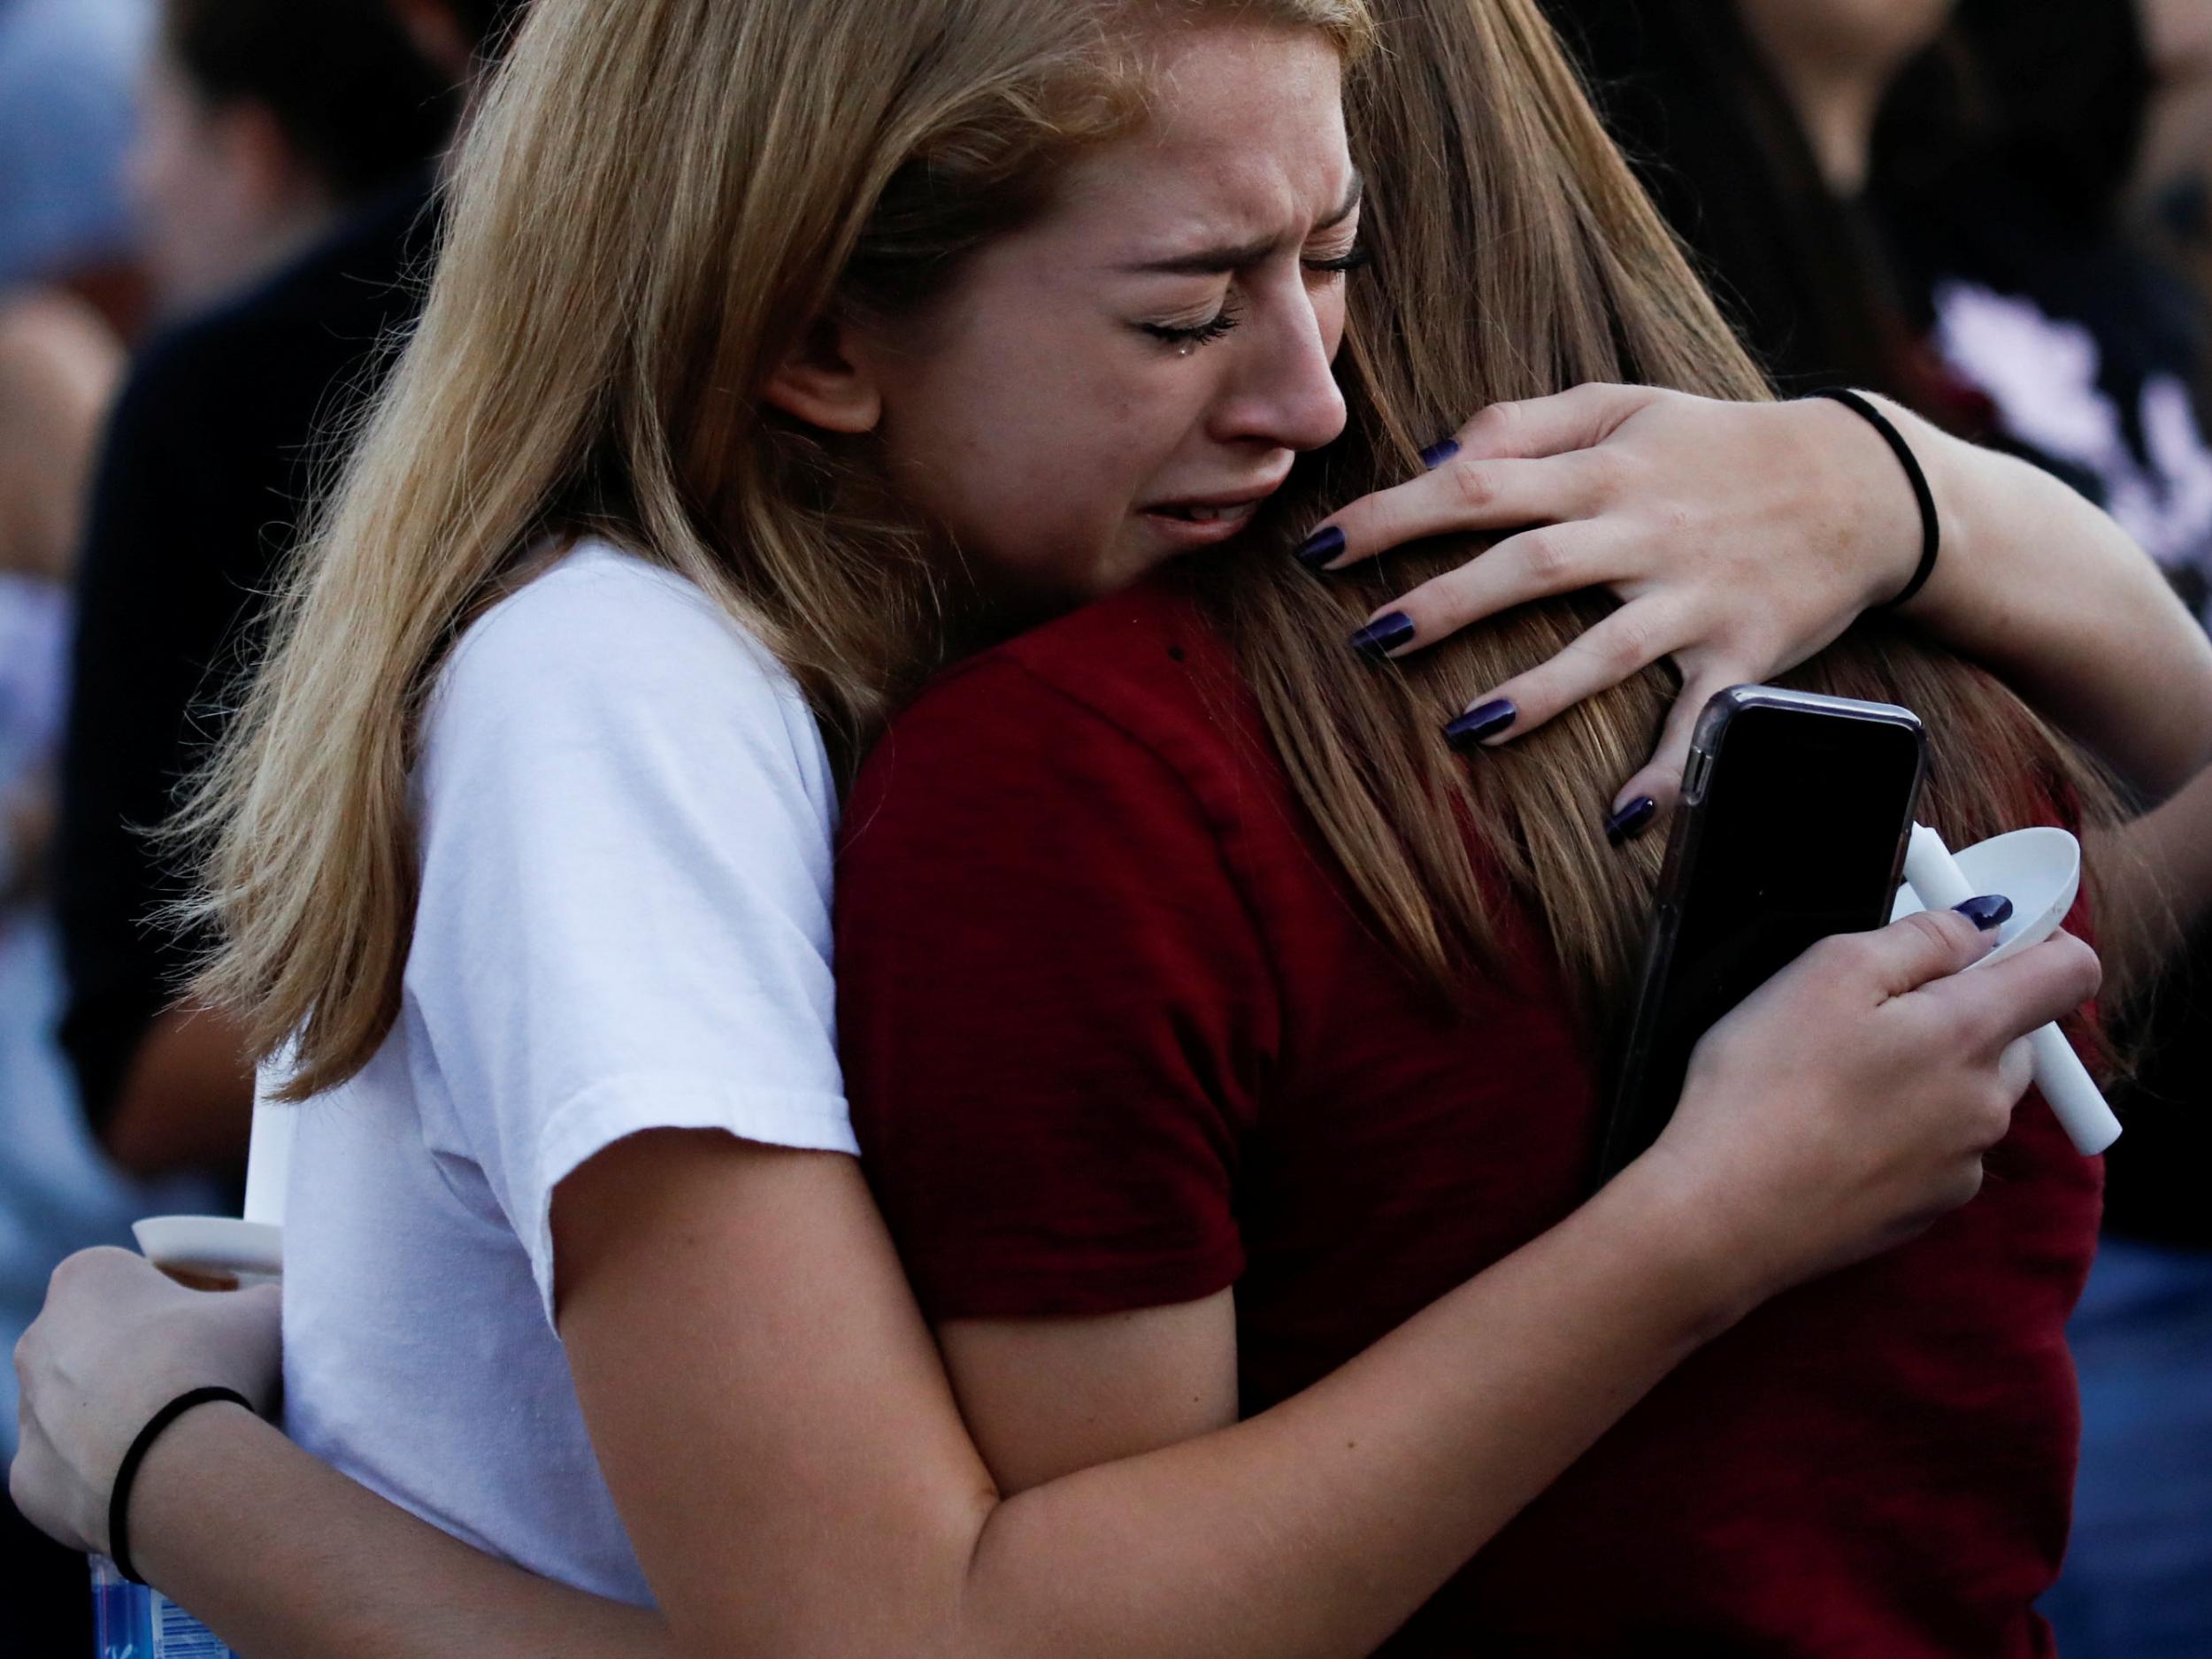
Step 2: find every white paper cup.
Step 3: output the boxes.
[131,1216,282,1291]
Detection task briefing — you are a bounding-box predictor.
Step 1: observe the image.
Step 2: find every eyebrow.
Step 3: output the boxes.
[1117,173,1364,276]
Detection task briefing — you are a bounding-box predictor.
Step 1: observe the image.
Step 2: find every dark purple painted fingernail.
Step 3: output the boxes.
[1954,895,2014,932]
[1444,699,1517,751]
[1349,611,1416,660]
[1294,525,1347,569]
[1604,795,1658,846]
[1420,438,1461,470]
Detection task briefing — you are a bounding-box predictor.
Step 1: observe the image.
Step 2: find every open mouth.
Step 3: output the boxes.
[1150,500,1262,526]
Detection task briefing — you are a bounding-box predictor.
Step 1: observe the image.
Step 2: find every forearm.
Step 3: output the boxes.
[128,1163,1730,1659]
[946,1158,1740,1659]
[1899,408,2212,796]
[129,1406,673,1659]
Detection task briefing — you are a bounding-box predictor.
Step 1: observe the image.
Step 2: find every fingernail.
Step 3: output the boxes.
[1604,795,1658,846]
[1294,525,1347,569]
[1420,438,1461,470]
[1443,698,1517,751]
[1348,611,1416,660]
[1954,895,2014,932]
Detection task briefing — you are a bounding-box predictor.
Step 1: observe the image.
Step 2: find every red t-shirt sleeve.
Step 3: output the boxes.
[836,654,1274,1321]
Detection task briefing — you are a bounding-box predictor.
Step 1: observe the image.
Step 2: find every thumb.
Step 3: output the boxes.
[1865,903,2008,999]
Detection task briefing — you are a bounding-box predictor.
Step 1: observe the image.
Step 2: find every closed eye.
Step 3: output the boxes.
[1139,305,1244,349]
[1303,243,1371,276]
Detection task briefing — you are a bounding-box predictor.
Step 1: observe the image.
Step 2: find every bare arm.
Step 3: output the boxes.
[125,1407,676,1659]
[1317,385,2212,987]
[557,1133,1737,1659]
[1892,400,2212,992]
[18,912,2097,1659]
[1897,400,2212,800]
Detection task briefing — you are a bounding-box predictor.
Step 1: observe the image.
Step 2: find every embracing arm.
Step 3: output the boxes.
[1302,384,2212,975]
[10,1143,1740,1659]
[553,1129,1738,1659]
[120,1408,675,1659]
[17,911,2093,1659]
[1893,398,2212,800]
[1897,400,2212,989]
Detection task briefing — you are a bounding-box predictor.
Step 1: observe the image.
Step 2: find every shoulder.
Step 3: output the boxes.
[858,580,1248,809]
[428,541,831,811]
[444,542,794,701]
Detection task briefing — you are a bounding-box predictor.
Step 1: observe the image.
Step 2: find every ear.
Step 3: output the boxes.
[760,316,884,435]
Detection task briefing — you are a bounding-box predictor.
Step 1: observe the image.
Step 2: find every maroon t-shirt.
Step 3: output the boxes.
[837,580,2101,1657]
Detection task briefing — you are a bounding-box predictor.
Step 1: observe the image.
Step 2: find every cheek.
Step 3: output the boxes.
[884,330,1208,570]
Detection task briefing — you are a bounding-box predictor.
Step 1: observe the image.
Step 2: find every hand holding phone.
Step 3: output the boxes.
[1595,687,1927,1185]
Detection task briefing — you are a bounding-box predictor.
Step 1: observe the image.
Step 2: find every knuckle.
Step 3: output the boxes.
[1816,933,1878,978]
[1600,611,1660,673]
[1578,443,1632,501]
[1517,529,1572,585]
[2056,934,2104,999]
[1902,909,1972,960]
[1471,400,1520,443]
[1448,460,1498,512]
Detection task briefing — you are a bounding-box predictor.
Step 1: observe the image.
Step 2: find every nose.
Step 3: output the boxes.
[1209,271,1348,456]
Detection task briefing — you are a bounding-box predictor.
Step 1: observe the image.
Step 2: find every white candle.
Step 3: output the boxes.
[1902,824,2120,1157]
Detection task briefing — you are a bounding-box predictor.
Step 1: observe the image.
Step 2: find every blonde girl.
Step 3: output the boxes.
[16,0,2206,1654]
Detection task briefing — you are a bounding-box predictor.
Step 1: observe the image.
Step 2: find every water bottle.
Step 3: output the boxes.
[90,1555,239,1658]
[88,1214,282,1659]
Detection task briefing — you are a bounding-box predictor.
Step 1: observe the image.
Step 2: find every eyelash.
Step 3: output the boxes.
[1139,244,1371,351]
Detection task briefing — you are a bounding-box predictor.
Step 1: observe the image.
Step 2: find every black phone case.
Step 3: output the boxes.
[1593,686,1927,1187]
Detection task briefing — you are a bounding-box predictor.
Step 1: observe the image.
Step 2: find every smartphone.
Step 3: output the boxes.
[1594,686,1928,1187]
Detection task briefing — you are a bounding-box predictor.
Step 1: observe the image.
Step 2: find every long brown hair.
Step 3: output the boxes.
[184,0,1373,1101]
[1189,0,2122,1041]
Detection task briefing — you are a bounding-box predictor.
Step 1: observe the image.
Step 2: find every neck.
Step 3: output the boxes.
[1767,54,1884,196]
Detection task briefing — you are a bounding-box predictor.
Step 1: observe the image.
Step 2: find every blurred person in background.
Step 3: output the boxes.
[0,0,153,335]
[57,0,488,1189]
[1542,4,2212,1653]
[0,287,216,1659]
[1900,12,2212,1655]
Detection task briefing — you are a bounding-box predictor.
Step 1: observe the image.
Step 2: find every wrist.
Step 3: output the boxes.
[1583,1153,1768,1345]
[1798,390,1936,612]
[109,1389,255,1584]
[1884,403,1977,623]
[116,1398,258,1584]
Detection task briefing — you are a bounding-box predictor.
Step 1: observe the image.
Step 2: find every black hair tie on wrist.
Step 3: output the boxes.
[1803,387,1940,610]
[109,1386,253,1586]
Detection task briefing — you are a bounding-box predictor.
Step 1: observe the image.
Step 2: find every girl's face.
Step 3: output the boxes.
[811,25,1359,612]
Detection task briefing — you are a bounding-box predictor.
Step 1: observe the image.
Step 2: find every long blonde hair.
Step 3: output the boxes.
[197,0,2114,1102]
[187,0,1372,1100]
[1191,0,2122,1038]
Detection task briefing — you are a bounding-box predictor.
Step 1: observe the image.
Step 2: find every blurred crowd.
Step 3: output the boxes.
[0,0,2205,1653]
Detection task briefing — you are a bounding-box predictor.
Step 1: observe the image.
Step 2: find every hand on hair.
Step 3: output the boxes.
[11,1249,279,1555]
[1300,383,1924,831]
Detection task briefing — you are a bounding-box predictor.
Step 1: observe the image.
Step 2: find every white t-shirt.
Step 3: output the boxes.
[280,542,856,1605]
